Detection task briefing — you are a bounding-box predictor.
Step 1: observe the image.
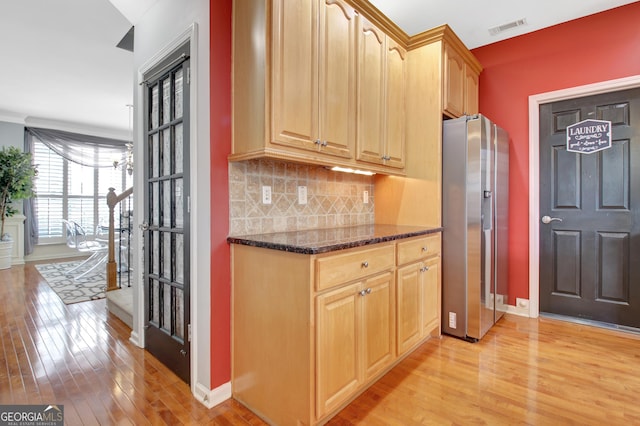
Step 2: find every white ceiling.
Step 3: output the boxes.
[1,0,637,135]
[369,0,638,48]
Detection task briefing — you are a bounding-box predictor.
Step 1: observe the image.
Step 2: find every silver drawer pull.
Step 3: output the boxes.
[421,246,428,252]
[359,289,367,296]
[362,261,369,268]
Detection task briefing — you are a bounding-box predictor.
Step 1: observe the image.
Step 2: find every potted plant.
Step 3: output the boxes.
[0,146,37,269]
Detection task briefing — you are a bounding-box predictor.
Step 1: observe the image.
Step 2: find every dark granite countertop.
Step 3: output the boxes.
[227,224,443,255]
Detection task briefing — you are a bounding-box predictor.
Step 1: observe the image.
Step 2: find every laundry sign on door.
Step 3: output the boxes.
[566,119,612,154]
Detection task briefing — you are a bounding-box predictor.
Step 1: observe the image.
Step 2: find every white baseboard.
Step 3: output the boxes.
[194,381,231,409]
[506,298,531,317]
[128,331,142,348]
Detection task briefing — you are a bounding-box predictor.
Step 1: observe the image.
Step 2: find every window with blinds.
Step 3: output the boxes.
[33,140,133,242]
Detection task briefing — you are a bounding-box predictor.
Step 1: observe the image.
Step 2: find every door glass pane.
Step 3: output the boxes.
[151,133,159,178]
[163,232,172,280]
[152,231,159,275]
[175,123,183,174]
[152,182,159,225]
[162,77,171,125]
[163,181,171,227]
[162,128,171,176]
[176,289,184,340]
[151,279,159,324]
[163,284,172,332]
[151,85,159,129]
[175,178,183,228]
[174,69,183,120]
[176,233,184,284]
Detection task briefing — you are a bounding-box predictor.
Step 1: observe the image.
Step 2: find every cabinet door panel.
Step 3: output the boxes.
[271,0,319,150]
[396,263,421,355]
[384,39,406,169]
[356,16,385,165]
[362,272,394,380]
[316,283,360,418]
[319,0,355,158]
[422,256,441,336]
[465,67,479,115]
[443,43,465,118]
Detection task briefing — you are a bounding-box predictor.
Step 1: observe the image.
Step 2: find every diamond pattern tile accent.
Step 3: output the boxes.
[229,159,375,235]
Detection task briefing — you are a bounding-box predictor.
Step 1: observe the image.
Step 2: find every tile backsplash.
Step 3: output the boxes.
[229,159,374,235]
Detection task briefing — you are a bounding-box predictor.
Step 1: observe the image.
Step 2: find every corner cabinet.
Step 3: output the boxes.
[232,0,406,175]
[355,16,406,170]
[231,232,441,425]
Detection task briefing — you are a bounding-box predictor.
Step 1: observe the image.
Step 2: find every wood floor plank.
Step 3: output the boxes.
[4,262,640,425]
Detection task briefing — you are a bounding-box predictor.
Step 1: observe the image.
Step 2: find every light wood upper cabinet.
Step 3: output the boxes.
[443,41,480,118]
[356,16,406,169]
[443,43,465,118]
[271,0,355,159]
[465,68,480,116]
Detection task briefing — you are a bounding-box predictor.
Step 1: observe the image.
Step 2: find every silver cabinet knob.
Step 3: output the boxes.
[359,289,367,296]
[541,215,563,224]
[362,261,369,268]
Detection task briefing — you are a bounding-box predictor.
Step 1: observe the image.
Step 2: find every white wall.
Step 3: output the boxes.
[0,121,24,149]
[131,0,213,404]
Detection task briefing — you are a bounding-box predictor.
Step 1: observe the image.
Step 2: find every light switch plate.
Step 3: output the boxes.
[363,190,369,204]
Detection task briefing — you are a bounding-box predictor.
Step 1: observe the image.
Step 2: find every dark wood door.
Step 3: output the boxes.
[539,88,640,327]
[142,45,191,383]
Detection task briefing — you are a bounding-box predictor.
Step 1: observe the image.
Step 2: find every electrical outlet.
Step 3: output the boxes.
[363,190,369,204]
[298,186,307,205]
[262,186,272,204]
[448,312,457,329]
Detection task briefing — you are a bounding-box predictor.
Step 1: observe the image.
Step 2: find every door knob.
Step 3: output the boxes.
[541,215,563,224]
[139,221,149,231]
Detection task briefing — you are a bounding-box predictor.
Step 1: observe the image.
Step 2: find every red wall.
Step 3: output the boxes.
[210,0,232,387]
[472,3,640,305]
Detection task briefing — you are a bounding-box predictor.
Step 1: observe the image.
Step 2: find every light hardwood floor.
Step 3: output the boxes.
[2,262,640,425]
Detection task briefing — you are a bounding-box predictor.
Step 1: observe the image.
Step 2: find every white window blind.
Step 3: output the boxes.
[33,140,133,242]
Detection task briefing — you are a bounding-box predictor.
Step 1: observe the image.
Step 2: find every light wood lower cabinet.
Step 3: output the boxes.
[316,272,394,418]
[396,234,442,356]
[231,233,440,425]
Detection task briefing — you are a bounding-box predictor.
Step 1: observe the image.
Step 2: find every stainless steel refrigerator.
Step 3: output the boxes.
[441,114,509,341]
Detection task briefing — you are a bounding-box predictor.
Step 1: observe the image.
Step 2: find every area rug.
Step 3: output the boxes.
[35,261,106,304]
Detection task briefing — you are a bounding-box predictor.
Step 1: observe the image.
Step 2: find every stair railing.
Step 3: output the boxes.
[106,186,133,291]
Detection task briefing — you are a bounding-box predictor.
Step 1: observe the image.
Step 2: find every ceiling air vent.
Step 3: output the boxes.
[488,18,527,36]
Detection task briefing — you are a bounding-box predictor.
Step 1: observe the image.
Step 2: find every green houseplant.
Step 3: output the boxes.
[0,146,37,269]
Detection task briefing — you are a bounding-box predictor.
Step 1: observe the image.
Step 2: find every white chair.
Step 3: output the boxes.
[62,220,108,280]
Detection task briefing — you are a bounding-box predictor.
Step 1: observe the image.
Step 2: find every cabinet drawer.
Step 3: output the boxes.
[316,244,395,291]
[397,233,441,266]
